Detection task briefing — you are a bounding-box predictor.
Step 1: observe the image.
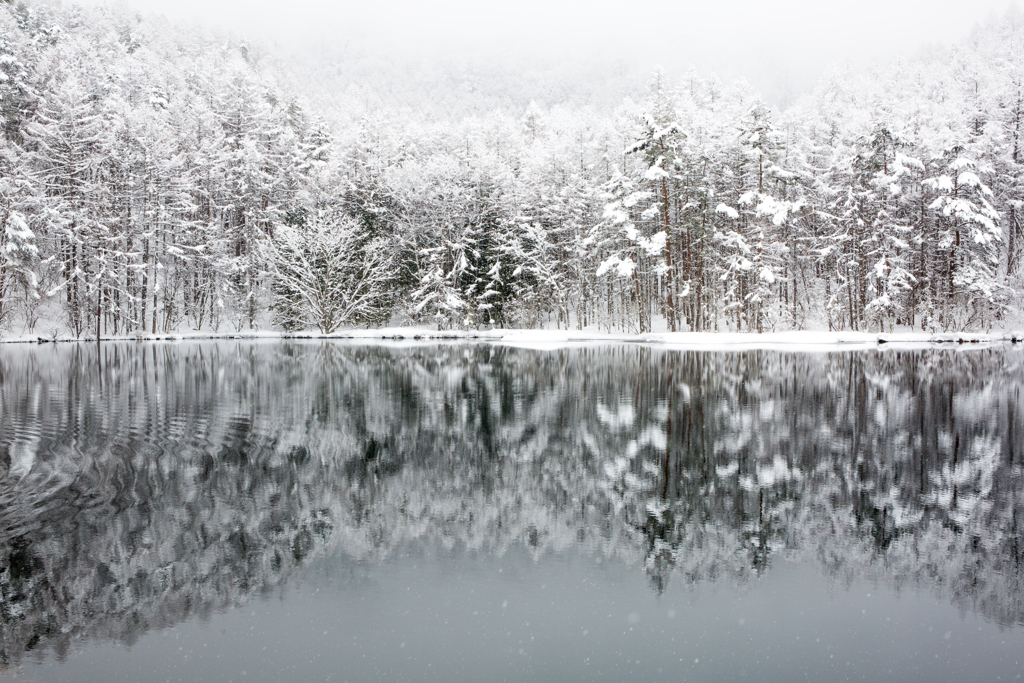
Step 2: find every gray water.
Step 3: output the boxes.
[1,341,1023,682]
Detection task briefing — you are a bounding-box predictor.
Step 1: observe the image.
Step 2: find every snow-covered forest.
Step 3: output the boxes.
[3,1,1024,335]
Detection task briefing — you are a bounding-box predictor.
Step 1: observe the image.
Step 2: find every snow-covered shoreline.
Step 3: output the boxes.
[2,327,1023,350]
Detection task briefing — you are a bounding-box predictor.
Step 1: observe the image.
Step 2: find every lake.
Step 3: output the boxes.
[1,341,1023,682]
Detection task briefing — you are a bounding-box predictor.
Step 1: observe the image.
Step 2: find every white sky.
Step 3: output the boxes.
[78,0,1019,105]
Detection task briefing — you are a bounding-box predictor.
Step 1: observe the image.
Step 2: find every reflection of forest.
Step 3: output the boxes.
[1,342,1023,663]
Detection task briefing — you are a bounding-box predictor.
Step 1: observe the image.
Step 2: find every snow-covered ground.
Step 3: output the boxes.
[2,326,1022,350]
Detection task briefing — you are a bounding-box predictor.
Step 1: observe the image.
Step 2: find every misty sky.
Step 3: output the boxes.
[80,0,1019,105]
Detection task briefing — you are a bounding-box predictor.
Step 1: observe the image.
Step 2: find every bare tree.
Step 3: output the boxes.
[265,214,395,333]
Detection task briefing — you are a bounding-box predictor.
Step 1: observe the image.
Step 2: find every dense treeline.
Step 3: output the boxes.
[2,1,1024,335]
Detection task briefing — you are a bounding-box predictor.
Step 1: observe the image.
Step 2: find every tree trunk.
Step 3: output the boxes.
[661,177,675,331]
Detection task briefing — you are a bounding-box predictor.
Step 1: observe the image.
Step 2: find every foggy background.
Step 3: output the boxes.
[76,0,1019,110]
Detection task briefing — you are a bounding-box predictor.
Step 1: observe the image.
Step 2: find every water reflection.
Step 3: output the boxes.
[0,342,1023,666]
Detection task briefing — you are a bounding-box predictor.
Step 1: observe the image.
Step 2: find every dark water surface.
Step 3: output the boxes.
[1,341,1023,682]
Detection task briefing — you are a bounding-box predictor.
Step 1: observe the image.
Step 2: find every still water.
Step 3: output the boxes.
[0,341,1023,682]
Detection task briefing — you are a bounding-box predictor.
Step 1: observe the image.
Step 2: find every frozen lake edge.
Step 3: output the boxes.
[3,327,1024,350]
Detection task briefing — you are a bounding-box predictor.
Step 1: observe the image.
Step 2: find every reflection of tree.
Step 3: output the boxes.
[0,342,1023,664]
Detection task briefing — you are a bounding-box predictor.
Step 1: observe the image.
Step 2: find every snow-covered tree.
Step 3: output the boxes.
[265,212,395,333]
